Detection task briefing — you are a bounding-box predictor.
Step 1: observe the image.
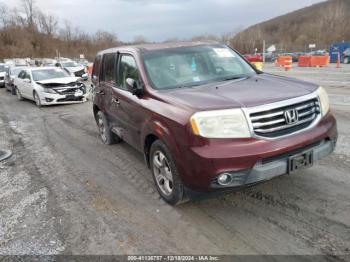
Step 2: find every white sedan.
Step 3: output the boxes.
[14,67,87,107]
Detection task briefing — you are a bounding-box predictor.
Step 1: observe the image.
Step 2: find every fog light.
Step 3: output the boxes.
[217,173,233,186]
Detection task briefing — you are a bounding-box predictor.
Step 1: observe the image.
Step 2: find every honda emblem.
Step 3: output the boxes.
[284,109,299,125]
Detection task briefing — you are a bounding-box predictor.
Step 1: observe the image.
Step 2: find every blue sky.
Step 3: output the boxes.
[7,0,324,41]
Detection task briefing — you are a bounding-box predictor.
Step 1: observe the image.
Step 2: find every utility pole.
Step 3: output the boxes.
[263,40,266,63]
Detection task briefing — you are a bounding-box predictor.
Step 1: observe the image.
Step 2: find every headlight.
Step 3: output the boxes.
[43,87,56,94]
[316,86,330,116]
[190,109,251,138]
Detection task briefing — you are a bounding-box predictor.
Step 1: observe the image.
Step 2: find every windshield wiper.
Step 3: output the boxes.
[221,76,247,81]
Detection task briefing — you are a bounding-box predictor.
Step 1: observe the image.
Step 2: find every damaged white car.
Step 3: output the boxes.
[56,61,88,80]
[14,67,87,107]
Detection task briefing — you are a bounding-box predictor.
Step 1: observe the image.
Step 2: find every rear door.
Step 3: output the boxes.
[98,53,121,130]
[21,71,33,98]
[16,71,27,97]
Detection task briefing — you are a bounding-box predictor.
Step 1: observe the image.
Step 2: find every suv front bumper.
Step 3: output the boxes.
[178,112,337,193]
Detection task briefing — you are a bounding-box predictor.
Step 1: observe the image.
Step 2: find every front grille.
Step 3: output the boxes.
[0,77,4,80]
[55,87,80,95]
[249,98,321,138]
[57,96,83,102]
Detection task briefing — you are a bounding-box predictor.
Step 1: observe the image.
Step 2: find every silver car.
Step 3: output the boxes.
[14,67,87,107]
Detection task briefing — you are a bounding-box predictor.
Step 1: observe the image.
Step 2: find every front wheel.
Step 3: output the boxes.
[150,140,187,205]
[16,88,24,101]
[34,91,41,107]
[344,57,349,64]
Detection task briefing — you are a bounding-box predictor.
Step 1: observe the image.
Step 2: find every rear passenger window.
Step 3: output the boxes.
[92,55,102,81]
[102,53,116,83]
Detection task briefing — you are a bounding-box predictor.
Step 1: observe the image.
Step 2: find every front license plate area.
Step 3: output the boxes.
[288,151,313,174]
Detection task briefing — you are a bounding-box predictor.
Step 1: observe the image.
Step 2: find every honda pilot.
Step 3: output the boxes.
[92,42,337,205]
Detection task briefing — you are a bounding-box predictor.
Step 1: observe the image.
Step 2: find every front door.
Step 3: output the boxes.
[111,53,145,151]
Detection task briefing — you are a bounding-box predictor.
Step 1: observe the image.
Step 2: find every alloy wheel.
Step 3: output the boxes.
[152,151,174,196]
[98,116,107,142]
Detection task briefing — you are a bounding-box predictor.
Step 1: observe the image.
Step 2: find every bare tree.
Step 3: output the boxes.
[38,12,58,35]
[21,0,36,28]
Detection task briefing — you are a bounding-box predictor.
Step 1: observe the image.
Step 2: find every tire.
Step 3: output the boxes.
[150,140,188,205]
[16,87,24,101]
[344,57,349,64]
[33,91,41,107]
[96,111,121,145]
[11,86,16,95]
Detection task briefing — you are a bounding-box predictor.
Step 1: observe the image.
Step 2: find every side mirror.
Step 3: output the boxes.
[126,78,143,96]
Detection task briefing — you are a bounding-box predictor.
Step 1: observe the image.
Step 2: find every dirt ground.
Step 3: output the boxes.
[0,63,349,257]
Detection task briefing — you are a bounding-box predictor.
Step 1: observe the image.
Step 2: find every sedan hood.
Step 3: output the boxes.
[65,66,85,73]
[0,72,6,77]
[159,74,319,110]
[36,77,79,85]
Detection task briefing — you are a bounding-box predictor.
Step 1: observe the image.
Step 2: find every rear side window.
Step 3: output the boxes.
[92,55,102,81]
[102,53,116,83]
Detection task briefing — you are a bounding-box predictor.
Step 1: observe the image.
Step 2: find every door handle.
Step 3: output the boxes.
[96,90,105,95]
[112,97,120,105]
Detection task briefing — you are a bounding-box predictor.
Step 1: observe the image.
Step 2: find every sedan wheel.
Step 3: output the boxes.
[16,88,24,101]
[34,92,41,107]
[152,151,174,196]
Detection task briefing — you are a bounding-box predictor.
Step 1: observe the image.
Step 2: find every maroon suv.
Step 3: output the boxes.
[92,42,337,205]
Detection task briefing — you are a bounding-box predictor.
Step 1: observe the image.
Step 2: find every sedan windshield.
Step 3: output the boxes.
[143,45,256,90]
[0,65,6,72]
[11,67,25,77]
[32,69,70,81]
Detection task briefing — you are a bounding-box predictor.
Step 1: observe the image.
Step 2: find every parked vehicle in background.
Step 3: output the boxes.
[92,42,337,205]
[0,63,8,87]
[5,66,26,94]
[343,48,350,64]
[55,60,88,80]
[14,67,86,107]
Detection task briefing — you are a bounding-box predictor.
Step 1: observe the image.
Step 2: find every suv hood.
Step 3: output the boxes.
[159,74,319,110]
[36,77,79,85]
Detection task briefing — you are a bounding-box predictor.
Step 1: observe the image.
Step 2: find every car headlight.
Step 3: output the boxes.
[190,109,251,138]
[43,87,56,94]
[316,86,330,116]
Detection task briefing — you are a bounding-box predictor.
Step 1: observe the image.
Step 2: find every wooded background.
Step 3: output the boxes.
[0,0,349,61]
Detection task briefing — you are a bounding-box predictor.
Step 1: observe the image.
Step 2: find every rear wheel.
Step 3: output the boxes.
[96,111,121,145]
[150,140,187,205]
[16,88,24,101]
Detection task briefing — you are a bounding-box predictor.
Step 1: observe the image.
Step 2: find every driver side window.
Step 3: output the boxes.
[117,55,140,90]
[18,71,25,79]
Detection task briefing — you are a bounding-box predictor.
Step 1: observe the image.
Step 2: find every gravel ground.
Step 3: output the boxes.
[0,64,349,257]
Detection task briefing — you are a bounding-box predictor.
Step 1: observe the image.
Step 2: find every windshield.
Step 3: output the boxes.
[11,68,24,76]
[143,45,256,90]
[61,61,78,67]
[32,69,70,81]
[0,65,6,72]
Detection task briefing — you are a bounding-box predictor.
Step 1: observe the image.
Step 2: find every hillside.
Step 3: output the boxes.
[231,0,350,54]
